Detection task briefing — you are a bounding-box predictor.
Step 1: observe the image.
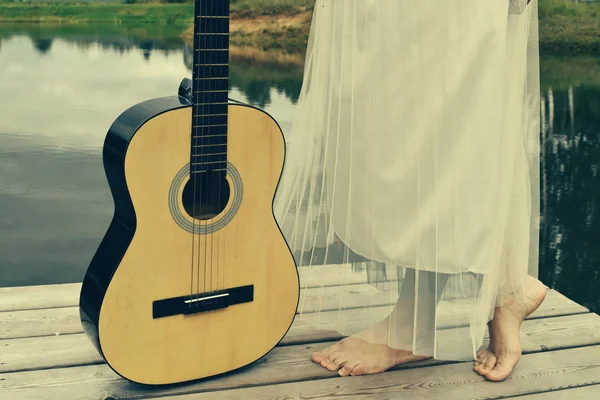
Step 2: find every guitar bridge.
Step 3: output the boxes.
[152,285,253,319]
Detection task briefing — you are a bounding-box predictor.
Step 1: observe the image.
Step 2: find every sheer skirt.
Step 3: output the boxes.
[274,0,540,360]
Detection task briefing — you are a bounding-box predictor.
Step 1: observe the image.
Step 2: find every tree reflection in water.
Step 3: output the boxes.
[540,80,600,313]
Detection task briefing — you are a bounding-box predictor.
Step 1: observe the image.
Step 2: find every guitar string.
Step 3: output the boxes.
[213,0,219,294]
[201,0,208,299]
[205,0,214,296]
[196,0,200,303]
[221,0,229,292]
[209,0,215,295]
[224,0,229,292]
[199,0,208,304]
[215,0,220,294]
[190,0,200,305]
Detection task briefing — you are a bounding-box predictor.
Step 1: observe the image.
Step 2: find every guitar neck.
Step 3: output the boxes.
[191,0,230,174]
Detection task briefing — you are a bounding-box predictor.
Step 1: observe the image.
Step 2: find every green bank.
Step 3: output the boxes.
[0,0,598,53]
[0,0,314,23]
[539,0,600,53]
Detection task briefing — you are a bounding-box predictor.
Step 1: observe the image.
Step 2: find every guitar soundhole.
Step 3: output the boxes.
[182,173,231,220]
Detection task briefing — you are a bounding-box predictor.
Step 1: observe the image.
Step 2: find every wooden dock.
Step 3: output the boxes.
[1,265,599,399]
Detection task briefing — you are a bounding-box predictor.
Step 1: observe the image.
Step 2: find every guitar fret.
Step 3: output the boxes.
[196,33,229,36]
[192,168,227,174]
[192,134,227,138]
[193,124,227,128]
[197,1,229,15]
[192,160,227,165]
[193,152,227,157]
[193,66,228,76]
[193,145,226,149]
[196,49,228,52]
[197,16,229,19]
[194,50,229,64]
[194,102,228,106]
[195,77,228,80]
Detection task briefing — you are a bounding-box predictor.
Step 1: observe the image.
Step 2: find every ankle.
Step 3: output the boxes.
[493,305,523,326]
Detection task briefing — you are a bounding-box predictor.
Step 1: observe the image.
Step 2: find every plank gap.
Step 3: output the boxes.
[4,305,79,313]
[2,360,106,375]
[496,382,600,399]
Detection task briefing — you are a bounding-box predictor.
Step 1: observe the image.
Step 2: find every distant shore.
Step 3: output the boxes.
[0,1,312,53]
[0,0,598,55]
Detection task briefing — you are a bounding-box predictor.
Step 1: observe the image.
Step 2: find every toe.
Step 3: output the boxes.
[319,358,334,371]
[329,352,348,370]
[311,352,325,363]
[485,358,514,382]
[311,342,340,363]
[476,349,487,360]
[485,348,521,382]
[474,349,496,376]
[339,360,359,377]
[320,358,340,372]
[474,352,487,366]
[350,364,366,376]
[480,353,497,375]
[473,359,485,374]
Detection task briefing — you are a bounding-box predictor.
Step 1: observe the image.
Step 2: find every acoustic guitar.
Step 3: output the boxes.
[79,0,299,385]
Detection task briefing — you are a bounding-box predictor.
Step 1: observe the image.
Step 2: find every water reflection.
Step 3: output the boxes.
[0,26,599,314]
[0,23,305,108]
[32,38,53,54]
[0,25,300,288]
[2,23,185,56]
[539,66,600,312]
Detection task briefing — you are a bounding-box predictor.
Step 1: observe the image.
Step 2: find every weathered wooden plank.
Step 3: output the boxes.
[0,265,363,313]
[0,334,100,374]
[155,346,600,400]
[512,385,600,399]
[0,290,587,340]
[0,283,81,312]
[0,306,81,340]
[1,313,599,375]
[299,282,392,314]
[299,264,369,288]
[1,314,599,399]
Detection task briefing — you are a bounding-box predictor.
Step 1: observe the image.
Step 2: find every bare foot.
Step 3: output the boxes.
[474,277,547,381]
[311,318,429,376]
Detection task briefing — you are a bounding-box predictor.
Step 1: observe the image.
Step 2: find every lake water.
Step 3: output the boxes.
[1,25,599,313]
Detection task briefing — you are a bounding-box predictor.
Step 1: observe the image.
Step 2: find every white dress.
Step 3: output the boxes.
[274,0,540,360]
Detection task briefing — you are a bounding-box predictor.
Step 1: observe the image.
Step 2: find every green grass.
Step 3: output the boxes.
[0,2,193,25]
[0,0,314,24]
[230,28,309,53]
[539,0,600,53]
[230,0,314,16]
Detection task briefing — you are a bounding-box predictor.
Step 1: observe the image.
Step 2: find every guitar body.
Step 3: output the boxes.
[79,97,299,385]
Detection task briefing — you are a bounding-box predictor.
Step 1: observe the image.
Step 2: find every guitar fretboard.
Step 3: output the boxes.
[191,0,230,174]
